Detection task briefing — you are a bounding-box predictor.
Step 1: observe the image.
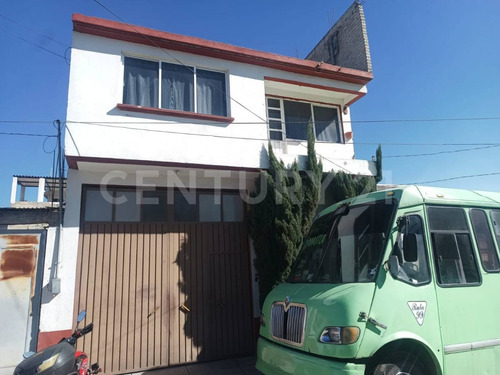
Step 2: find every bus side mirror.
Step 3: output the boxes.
[386,255,401,278]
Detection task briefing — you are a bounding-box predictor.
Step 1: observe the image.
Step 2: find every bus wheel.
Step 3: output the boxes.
[371,351,429,375]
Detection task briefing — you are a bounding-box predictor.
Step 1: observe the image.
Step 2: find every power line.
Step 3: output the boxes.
[40,117,500,125]
[407,172,500,185]
[385,144,500,158]
[0,131,56,137]
[0,24,68,61]
[70,120,268,141]
[67,120,354,173]
[356,142,500,146]
[0,120,54,124]
[2,115,500,126]
[64,121,500,148]
[0,13,70,48]
[349,116,500,124]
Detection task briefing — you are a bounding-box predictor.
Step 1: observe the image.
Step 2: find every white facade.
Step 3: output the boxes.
[41,14,376,338]
[65,32,374,174]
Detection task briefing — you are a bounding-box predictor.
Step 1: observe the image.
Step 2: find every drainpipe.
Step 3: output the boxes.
[49,120,63,295]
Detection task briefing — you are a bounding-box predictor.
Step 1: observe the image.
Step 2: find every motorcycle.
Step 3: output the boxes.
[14,310,101,375]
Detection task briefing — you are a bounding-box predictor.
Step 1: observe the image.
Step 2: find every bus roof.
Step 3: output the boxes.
[318,185,500,218]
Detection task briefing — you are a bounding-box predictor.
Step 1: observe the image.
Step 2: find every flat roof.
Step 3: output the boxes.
[72,13,373,86]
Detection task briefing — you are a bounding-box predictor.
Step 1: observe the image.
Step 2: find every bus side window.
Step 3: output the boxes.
[491,210,500,249]
[428,207,481,286]
[470,209,500,272]
[391,215,430,285]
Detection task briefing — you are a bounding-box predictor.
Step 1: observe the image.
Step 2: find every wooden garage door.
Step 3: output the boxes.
[74,222,254,374]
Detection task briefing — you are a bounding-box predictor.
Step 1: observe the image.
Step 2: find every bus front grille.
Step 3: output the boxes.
[270,302,306,347]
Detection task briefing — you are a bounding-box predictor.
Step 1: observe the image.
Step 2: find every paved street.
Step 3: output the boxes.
[139,356,261,375]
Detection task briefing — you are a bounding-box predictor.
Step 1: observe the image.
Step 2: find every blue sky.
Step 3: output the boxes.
[0,0,499,207]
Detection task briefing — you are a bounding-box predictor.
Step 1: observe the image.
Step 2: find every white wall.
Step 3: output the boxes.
[65,32,373,174]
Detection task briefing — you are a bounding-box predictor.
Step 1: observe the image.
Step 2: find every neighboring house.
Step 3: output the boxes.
[0,176,65,375]
[35,2,374,373]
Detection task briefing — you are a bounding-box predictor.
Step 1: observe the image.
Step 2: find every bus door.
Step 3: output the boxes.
[359,211,442,369]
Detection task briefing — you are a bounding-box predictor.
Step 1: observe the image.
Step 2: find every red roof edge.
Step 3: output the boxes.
[72,13,373,85]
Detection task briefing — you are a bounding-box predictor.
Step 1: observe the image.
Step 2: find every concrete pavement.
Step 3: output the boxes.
[138,356,262,375]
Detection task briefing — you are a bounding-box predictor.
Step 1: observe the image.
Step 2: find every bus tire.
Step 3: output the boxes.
[371,351,429,375]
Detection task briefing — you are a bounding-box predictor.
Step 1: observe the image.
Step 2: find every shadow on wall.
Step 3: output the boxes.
[175,222,254,364]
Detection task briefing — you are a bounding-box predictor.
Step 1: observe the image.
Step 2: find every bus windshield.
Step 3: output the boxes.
[290,199,397,283]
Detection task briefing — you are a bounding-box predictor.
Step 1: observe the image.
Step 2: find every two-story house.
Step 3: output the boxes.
[35,2,374,373]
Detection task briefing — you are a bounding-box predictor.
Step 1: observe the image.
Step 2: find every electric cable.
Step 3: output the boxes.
[0,131,56,137]
[407,172,500,185]
[0,24,67,61]
[49,116,500,125]
[384,144,500,158]
[70,119,354,173]
[0,13,70,48]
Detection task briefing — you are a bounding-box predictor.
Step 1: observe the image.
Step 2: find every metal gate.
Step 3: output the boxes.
[74,222,254,374]
[0,231,45,373]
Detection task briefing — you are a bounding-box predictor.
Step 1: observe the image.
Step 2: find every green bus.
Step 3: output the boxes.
[256,186,500,375]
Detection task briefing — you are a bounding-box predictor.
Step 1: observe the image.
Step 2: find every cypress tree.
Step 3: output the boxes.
[249,124,322,305]
[249,134,381,305]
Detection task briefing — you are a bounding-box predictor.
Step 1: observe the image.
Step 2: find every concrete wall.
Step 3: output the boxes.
[306,1,372,73]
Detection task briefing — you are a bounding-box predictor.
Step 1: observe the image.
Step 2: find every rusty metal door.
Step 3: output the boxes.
[0,231,45,372]
[74,222,254,374]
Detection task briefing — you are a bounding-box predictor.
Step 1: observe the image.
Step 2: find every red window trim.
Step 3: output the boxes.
[117,103,235,123]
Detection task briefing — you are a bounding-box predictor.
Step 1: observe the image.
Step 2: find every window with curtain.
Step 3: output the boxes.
[314,106,341,143]
[123,57,159,108]
[266,97,342,143]
[196,69,227,116]
[161,62,194,111]
[123,57,227,116]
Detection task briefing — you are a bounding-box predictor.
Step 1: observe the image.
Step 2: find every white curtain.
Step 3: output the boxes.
[161,62,194,111]
[123,57,158,108]
[314,106,340,143]
[196,69,226,116]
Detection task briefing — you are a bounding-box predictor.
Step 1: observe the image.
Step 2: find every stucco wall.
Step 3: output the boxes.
[65,32,373,174]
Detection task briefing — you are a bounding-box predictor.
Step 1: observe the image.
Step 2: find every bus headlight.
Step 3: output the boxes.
[319,327,360,344]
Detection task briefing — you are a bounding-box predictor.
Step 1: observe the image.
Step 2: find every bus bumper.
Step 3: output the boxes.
[256,337,366,375]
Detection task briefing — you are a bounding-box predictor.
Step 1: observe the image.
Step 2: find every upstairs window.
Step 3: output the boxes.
[123,58,159,108]
[123,56,227,117]
[266,97,342,143]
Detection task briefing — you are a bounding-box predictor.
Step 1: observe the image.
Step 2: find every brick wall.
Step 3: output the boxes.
[306,1,372,72]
